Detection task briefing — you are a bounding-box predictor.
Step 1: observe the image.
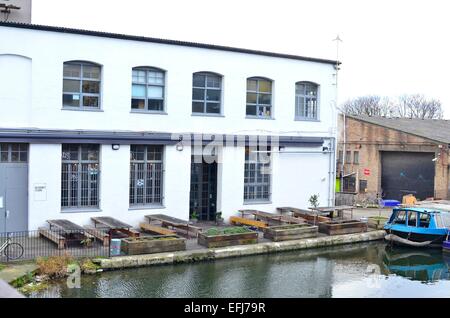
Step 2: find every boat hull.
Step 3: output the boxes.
[384,230,446,247]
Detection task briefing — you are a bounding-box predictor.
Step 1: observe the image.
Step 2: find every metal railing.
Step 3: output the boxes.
[0,229,111,262]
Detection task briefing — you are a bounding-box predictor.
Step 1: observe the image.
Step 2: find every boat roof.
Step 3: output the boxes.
[394,207,448,214]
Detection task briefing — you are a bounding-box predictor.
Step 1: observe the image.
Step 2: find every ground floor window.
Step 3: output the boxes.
[130,145,164,206]
[0,143,28,162]
[61,144,100,209]
[244,146,271,202]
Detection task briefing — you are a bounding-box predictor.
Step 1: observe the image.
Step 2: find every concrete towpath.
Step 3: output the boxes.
[0,263,38,283]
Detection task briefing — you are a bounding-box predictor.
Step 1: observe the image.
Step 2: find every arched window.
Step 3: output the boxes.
[246,77,272,118]
[63,61,101,109]
[295,82,319,120]
[192,72,222,114]
[131,67,165,112]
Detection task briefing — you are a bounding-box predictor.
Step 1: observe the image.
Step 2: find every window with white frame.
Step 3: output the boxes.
[244,146,271,202]
[61,144,100,209]
[295,82,319,120]
[130,145,164,206]
[192,72,222,114]
[246,77,272,118]
[131,67,165,112]
[63,62,101,109]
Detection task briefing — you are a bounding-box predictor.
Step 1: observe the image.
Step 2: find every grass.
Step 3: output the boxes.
[0,264,6,272]
[205,227,252,236]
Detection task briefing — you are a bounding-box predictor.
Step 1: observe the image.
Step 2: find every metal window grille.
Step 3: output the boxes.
[130,145,164,206]
[192,72,222,114]
[0,143,28,163]
[295,82,318,120]
[244,146,271,202]
[61,144,100,209]
[131,67,165,112]
[63,61,101,109]
[246,77,272,118]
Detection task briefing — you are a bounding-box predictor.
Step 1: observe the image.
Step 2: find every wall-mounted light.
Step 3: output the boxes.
[112,144,120,150]
[176,137,184,151]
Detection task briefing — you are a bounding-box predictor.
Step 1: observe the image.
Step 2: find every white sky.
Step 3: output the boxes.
[32,0,450,117]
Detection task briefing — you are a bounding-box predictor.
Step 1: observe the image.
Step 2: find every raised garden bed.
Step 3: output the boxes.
[120,235,186,255]
[318,220,367,235]
[263,224,318,241]
[291,211,330,224]
[367,216,388,230]
[197,227,258,248]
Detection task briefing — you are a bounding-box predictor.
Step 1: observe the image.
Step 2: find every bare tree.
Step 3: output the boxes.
[341,95,393,117]
[396,94,443,119]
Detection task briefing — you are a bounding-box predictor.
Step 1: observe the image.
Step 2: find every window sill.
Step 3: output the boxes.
[243,200,272,205]
[62,107,104,112]
[245,116,274,120]
[128,205,165,211]
[130,110,168,115]
[61,208,102,213]
[295,117,320,122]
[191,113,224,117]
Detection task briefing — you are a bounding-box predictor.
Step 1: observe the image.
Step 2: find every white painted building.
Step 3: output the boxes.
[0,22,338,232]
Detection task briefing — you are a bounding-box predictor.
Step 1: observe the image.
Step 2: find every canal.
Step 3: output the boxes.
[31,242,450,298]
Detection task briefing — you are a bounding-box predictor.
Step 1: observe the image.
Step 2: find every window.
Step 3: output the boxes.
[246,77,272,118]
[343,175,356,192]
[353,151,360,164]
[244,146,271,202]
[337,150,343,163]
[132,67,165,112]
[393,210,407,225]
[359,180,367,193]
[345,151,351,163]
[0,144,28,162]
[418,213,430,228]
[192,72,222,114]
[130,145,164,206]
[408,211,417,227]
[295,82,318,120]
[63,62,101,109]
[61,144,100,209]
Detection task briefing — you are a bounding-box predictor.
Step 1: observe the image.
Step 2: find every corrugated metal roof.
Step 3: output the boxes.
[0,22,340,65]
[347,115,450,144]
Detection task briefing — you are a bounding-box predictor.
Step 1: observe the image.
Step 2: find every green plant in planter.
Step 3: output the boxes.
[215,211,224,224]
[309,194,320,208]
[80,237,93,248]
[190,211,199,222]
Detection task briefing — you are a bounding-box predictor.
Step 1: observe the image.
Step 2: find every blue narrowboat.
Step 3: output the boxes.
[384,207,450,247]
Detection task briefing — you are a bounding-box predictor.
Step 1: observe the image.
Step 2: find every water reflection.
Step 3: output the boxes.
[382,246,450,282]
[30,242,450,298]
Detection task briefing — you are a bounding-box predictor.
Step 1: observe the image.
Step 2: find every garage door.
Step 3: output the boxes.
[381,151,434,201]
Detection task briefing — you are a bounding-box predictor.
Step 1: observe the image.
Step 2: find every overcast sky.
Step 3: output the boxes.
[33,0,450,117]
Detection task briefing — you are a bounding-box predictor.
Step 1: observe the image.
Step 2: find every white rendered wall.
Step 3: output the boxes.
[0,26,336,140]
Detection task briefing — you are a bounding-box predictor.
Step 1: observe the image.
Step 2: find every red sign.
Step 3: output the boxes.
[363,168,370,176]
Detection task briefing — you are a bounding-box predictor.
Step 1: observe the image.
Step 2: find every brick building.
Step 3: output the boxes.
[337,114,450,202]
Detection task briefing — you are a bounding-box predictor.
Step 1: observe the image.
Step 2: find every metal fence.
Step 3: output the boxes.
[0,229,111,263]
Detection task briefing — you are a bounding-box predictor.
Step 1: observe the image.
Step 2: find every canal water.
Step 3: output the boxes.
[31,242,450,298]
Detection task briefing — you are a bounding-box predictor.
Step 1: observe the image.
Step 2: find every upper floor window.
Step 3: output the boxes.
[295,82,318,120]
[132,67,165,112]
[192,72,222,114]
[63,61,101,109]
[246,77,272,118]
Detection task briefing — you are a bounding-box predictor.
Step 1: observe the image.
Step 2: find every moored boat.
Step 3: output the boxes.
[384,207,450,248]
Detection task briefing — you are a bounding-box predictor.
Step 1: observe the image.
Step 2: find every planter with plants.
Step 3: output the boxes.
[263,223,319,241]
[318,220,368,235]
[197,227,258,248]
[190,211,199,224]
[120,235,186,255]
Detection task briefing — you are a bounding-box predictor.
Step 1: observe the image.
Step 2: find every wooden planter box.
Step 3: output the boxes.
[367,217,388,230]
[121,235,186,255]
[263,224,318,241]
[318,220,367,235]
[292,212,330,224]
[197,231,258,248]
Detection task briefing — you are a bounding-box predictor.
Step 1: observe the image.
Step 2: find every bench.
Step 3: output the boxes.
[229,216,268,229]
[38,227,66,249]
[84,226,110,246]
[139,223,176,235]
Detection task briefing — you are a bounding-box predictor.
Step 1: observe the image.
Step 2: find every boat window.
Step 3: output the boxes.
[418,213,430,228]
[393,210,407,225]
[407,211,417,226]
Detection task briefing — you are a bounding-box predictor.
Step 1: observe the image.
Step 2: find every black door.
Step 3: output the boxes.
[189,158,217,221]
[381,151,435,201]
